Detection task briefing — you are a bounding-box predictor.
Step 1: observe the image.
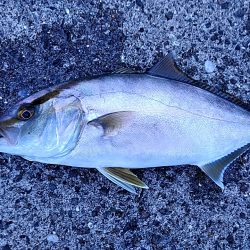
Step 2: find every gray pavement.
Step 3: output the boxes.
[0,0,249,249]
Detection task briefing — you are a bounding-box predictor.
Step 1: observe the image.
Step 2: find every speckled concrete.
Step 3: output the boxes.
[0,1,249,249]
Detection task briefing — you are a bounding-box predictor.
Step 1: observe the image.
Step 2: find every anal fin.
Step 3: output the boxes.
[199,143,250,189]
[97,167,148,194]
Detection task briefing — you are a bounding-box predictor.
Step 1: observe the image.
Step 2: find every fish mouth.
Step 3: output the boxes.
[0,127,19,145]
[0,128,5,138]
[0,128,8,147]
[0,128,9,142]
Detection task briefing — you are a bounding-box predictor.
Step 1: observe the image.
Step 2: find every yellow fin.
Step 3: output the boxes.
[97,167,148,193]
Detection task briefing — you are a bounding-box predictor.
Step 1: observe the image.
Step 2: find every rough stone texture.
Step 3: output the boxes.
[0,0,249,249]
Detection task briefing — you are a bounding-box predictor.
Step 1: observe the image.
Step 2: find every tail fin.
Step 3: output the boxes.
[199,143,250,189]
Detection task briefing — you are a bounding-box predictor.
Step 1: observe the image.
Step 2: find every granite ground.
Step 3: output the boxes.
[0,0,249,249]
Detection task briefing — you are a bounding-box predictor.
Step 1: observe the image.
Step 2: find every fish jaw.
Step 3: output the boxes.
[0,134,18,155]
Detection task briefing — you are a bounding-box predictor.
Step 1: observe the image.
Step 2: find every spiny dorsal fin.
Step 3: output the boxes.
[199,143,250,189]
[147,53,195,84]
[113,68,136,74]
[88,111,135,136]
[97,167,148,193]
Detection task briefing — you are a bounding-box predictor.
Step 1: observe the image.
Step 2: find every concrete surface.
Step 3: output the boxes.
[0,0,249,249]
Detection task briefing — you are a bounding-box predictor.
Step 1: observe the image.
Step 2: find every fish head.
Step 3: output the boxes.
[0,87,84,159]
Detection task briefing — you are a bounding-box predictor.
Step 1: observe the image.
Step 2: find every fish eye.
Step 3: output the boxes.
[17,105,35,120]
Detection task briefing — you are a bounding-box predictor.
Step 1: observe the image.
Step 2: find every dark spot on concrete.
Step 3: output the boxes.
[226,234,235,245]
[210,33,219,41]
[2,245,12,250]
[235,44,241,50]
[205,22,211,28]
[219,2,230,9]
[233,8,247,18]
[123,218,138,232]
[239,212,246,219]
[165,11,174,21]
[99,186,110,195]
[244,18,250,34]
[135,0,144,12]
[73,225,90,235]
[91,206,101,217]
[224,38,230,45]
[139,27,144,32]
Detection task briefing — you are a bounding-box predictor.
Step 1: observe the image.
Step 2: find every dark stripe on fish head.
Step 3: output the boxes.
[0,89,61,125]
[0,88,61,145]
[31,89,60,105]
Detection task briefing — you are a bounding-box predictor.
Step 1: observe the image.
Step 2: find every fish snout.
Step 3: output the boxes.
[0,127,6,138]
[0,126,20,145]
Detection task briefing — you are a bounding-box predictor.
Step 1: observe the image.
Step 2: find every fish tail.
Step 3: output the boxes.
[198,143,250,189]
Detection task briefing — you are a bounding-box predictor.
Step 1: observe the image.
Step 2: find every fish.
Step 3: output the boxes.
[0,53,249,193]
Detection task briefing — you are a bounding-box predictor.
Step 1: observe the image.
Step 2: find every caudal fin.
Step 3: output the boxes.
[199,143,250,189]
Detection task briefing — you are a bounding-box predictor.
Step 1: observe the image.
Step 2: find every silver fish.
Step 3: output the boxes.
[0,54,249,193]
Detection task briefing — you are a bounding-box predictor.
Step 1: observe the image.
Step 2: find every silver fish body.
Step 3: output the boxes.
[0,54,249,192]
[46,74,250,167]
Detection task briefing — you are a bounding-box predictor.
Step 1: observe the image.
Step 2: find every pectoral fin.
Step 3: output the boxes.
[199,143,250,189]
[97,167,148,193]
[88,111,135,136]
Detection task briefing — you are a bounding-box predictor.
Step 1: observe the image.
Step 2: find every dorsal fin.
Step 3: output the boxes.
[147,53,195,84]
[148,53,250,112]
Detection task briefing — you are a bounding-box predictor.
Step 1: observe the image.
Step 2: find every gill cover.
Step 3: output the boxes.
[0,93,85,160]
[22,95,84,159]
